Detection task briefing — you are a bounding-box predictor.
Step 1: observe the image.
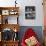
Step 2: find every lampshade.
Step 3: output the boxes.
[13,28,17,32]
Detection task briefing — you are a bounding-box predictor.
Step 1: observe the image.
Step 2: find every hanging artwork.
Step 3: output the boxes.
[25,6,36,19]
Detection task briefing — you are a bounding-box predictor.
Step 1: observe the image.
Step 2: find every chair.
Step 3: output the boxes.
[21,28,41,46]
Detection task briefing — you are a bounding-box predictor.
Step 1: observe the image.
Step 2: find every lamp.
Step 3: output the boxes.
[15,0,17,7]
[14,28,17,32]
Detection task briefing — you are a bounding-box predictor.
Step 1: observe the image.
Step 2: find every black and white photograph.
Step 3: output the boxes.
[25,6,36,19]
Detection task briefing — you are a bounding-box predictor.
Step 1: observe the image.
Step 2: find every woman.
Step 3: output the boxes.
[21,28,41,46]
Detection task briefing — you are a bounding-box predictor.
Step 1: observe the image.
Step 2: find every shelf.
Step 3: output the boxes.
[1,7,19,16]
[0,7,19,46]
[0,7,19,10]
[0,24,20,32]
[1,15,18,24]
[1,40,19,46]
[2,40,19,43]
[0,7,19,15]
[1,13,19,16]
[0,7,19,24]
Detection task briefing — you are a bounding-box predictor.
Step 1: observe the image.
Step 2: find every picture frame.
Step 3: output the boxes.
[25,6,36,19]
[2,10,9,15]
[9,10,18,15]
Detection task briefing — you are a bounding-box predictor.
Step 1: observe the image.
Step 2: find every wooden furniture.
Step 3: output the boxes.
[0,42,2,46]
[2,40,19,46]
[0,7,19,24]
[0,7,19,46]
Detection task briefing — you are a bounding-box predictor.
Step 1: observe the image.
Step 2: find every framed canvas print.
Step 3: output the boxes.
[2,10,9,15]
[9,9,18,15]
[25,6,36,19]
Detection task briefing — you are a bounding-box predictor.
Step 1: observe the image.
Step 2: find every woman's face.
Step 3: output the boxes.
[25,36,38,46]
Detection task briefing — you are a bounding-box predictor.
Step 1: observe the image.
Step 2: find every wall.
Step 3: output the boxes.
[0,0,43,26]
[18,0,43,26]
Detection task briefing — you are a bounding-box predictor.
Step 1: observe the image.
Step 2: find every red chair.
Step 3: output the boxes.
[21,28,41,46]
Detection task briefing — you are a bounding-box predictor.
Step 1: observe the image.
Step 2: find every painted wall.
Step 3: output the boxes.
[18,0,43,26]
[0,0,43,26]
